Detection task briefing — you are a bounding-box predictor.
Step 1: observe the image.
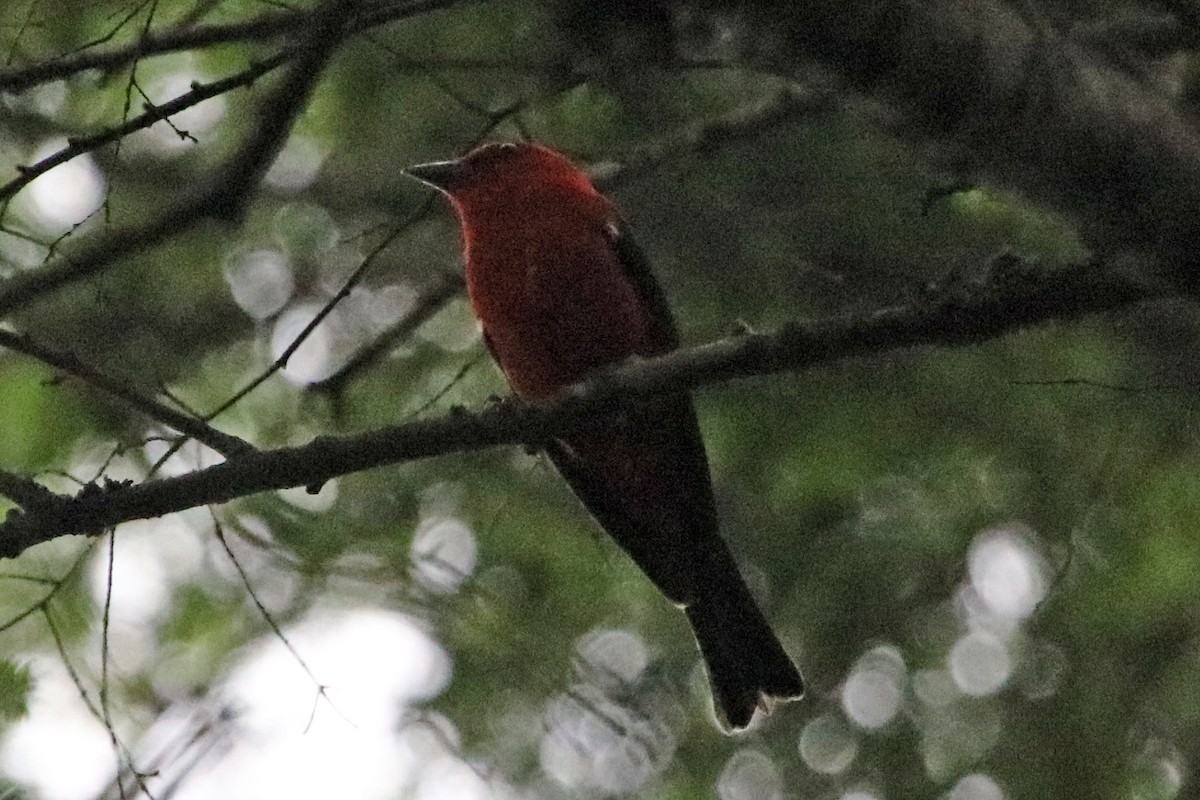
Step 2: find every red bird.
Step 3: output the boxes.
[405,142,803,730]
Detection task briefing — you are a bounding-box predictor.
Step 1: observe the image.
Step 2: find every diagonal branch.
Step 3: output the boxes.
[0,330,254,457]
[0,0,357,318]
[0,253,1168,558]
[0,0,468,93]
[206,0,359,220]
[763,1,1200,274]
[0,53,288,205]
[591,81,837,191]
[308,269,466,397]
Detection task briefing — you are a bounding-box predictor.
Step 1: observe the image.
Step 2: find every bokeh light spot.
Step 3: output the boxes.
[717,749,783,800]
[23,138,105,232]
[0,658,117,800]
[799,713,859,774]
[913,668,959,708]
[270,302,338,384]
[946,773,1005,800]
[948,631,1011,696]
[576,628,648,686]
[224,249,295,319]
[842,645,906,729]
[968,525,1048,621]
[266,136,326,191]
[273,202,338,259]
[137,70,226,152]
[278,478,338,513]
[540,685,676,794]
[411,518,478,594]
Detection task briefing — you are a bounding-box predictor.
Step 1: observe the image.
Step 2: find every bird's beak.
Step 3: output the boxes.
[403,158,468,192]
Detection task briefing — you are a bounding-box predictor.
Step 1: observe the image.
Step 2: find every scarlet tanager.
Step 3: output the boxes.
[404,142,804,730]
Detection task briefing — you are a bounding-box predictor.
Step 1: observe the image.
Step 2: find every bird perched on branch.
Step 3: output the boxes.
[404,141,803,730]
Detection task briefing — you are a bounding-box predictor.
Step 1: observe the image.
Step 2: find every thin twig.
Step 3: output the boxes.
[309,269,465,397]
[0,0,354,318]
[160,95,525,446]
[43,604,158,800]
[0,0,470,93]
[200,215,413,419]
[590,81,837,191]
[0,541,95,634]
[210,512,353,730]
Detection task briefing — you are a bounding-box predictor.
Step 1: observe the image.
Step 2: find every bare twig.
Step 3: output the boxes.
[196,212,414,424]
[0,0,357,318]
[0,0,470,93]
[310,270,465,397]
[170,96,525,441]
[0,53,287,205]
[306,86,822,396]
[590,82,836,191]
[0,541,94,635]
[209,514,349,730]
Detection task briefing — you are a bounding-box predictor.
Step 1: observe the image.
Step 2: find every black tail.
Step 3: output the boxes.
[684,565,804,731]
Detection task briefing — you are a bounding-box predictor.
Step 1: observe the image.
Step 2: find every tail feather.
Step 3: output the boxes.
[684,571,804,731]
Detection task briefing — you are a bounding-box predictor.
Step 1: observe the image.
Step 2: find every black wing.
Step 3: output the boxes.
[541,216,719,605]
[606,216,679,352]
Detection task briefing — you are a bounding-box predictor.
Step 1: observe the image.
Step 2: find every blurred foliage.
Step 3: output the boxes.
[2,1,1200,799]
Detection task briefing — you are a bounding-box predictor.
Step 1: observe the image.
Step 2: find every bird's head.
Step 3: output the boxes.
[403,142,598,212]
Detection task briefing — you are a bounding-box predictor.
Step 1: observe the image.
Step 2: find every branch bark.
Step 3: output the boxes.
[0,254,1166,559]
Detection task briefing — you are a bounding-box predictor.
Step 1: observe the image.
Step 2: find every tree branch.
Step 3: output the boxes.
[591,81,837,190]
[0,469,58,508]
[0,330,254,457]
[0,253,1167,558]
[0,53,288,205]
[754,1,1200,274]
[309,269,466,398]
[0,0,356,318]
[304,84,830,398]
[0,0,468,93]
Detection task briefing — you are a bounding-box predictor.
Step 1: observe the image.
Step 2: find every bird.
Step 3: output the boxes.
[404,141,803,730]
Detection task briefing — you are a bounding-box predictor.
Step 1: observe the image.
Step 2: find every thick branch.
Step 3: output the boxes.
[0,255,1166,558]
[0,470,58,508]
[760,1,1200,272]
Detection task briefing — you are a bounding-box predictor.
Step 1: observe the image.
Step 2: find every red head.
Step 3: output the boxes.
[403,142,600,217]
